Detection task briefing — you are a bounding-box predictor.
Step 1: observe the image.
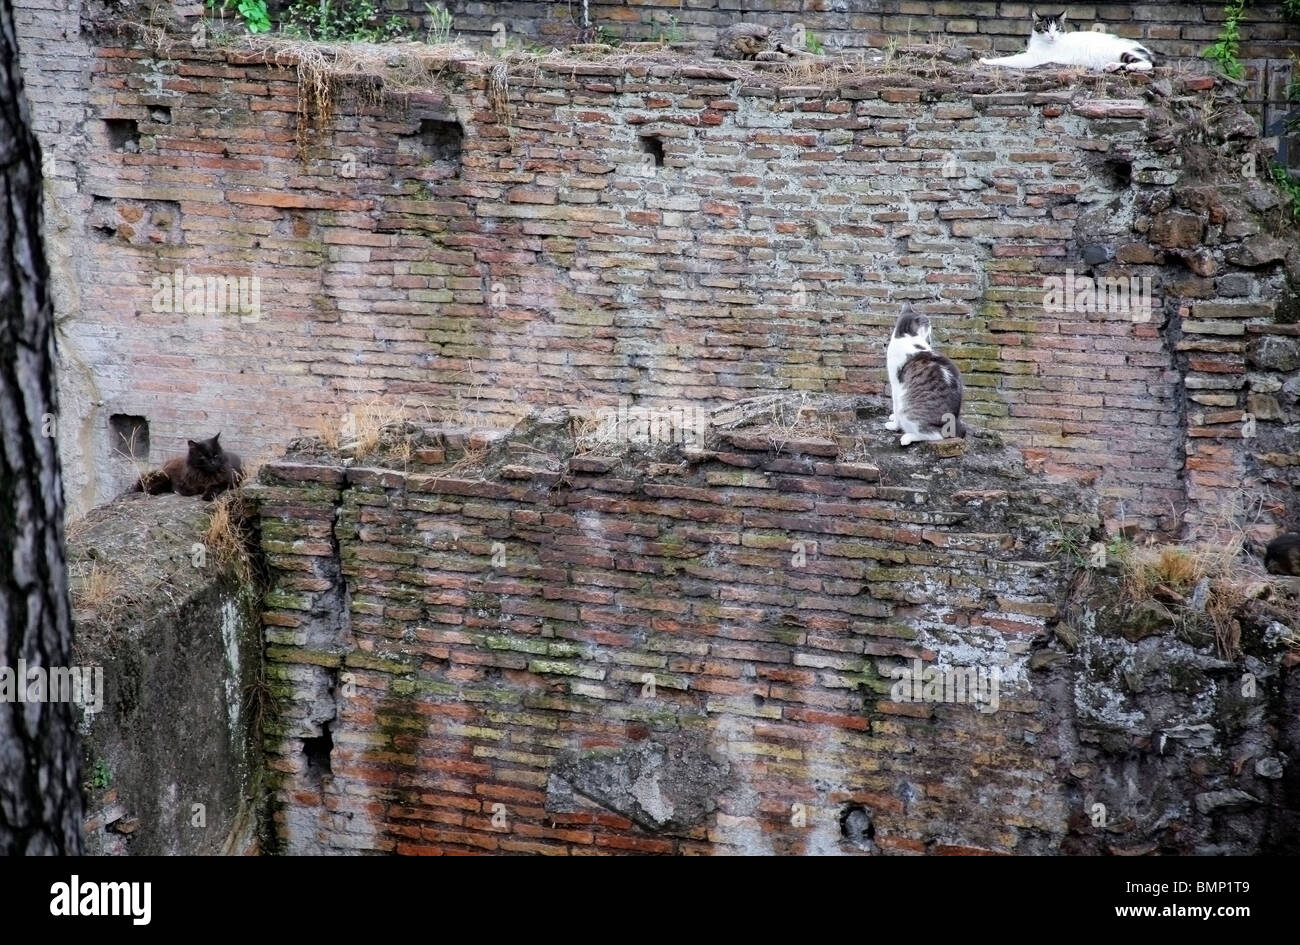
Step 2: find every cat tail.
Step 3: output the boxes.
[955,418,969,438]
[135,469,173,495]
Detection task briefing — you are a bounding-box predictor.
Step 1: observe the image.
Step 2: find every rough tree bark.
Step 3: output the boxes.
[0,0,83,854]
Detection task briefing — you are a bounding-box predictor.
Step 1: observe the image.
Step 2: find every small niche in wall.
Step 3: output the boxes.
[87,196,182,245]
[839,803,875,850]
[89,195,117,239]
[640,134,665,168]
[1104,157,1132,188]
[303,726,334,780]
[419,118,463,167]
[103,118,140,153]
[109,414,150,460]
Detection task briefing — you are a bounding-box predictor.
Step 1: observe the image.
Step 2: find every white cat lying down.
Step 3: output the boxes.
[980,11,1155,73]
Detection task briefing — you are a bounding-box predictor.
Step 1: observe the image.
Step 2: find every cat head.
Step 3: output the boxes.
[1030,10,1068,40]
[892,303,933,349]
[186,433,225,474]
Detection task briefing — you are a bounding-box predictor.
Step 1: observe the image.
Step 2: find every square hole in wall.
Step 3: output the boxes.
[109,414,150,459]
[640,134,665,167]
[418,118,463,165]
[103,118,140,153]
[1104,158,1132,188]
[303,726,333,778]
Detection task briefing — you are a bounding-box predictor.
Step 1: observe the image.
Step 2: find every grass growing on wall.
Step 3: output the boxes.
[281,0,409,42]
[1205,0,1248,79]
[207,0,271,34]
[1209,0,1300,78]
[1273,162,1300,219]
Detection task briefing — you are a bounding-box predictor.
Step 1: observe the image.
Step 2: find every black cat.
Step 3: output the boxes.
[134,433,243,500]
[1264,533,1300,576]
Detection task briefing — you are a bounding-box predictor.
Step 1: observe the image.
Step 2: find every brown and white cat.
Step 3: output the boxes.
[134,433,244,500]
[885,304,967,446]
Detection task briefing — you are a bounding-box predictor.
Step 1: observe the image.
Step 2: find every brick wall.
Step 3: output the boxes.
[11,2,1298,855]
[13,5,1300,530]
[204,1,1300,151]
[13,0,101,511]
[255,1,1300,166]
[433,0,1299,59]
[253,403,1300,856]
[427,1,1300,157]
[17,31,1300,532]
[256,412,1102,854]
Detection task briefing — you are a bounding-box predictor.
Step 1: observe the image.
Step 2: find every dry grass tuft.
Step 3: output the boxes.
[221,36,477,152]
[204,492,254,585]
[242,665,275,745]
[439,443,489,478]
[71,561,119,612]
[570,410,611,456]
[68,552,177,639]
[569,401,707,457]
[488,61,510,122]
[1121,545,1206,600]
[110,425,153,488]
[1116,534,1262,659]
[316,397,411,460]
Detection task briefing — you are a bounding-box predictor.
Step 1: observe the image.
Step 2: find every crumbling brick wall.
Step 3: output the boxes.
[68,494,263,855]
[12,4,1300,523]
[11,1,1298,856]
[414,0,1300,150]
[256,409,1102,854]
[431,0,1300,65]
[253,405,1299,855]
[15,32,1300,531]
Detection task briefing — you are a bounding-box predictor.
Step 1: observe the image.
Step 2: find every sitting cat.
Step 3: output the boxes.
[134,433,244,500]
[1264,533,1300,576]
[980,11,1154,73]
[885,303,967,446]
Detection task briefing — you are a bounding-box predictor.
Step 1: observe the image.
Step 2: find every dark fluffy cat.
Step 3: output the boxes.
[1264,533,1300,576]
[134,433,244,500]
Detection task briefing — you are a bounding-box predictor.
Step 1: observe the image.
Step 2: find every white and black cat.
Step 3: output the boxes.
[886,304,967,446]
[980,11,1154,72]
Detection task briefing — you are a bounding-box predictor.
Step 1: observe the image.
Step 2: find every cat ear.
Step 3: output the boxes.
[187,440,198,449]
[1030,10,1039,21]
[1059,11,1068,26]
[214,432,221,443]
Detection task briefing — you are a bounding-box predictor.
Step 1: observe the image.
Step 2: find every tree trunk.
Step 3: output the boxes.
[0,0,83,855]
